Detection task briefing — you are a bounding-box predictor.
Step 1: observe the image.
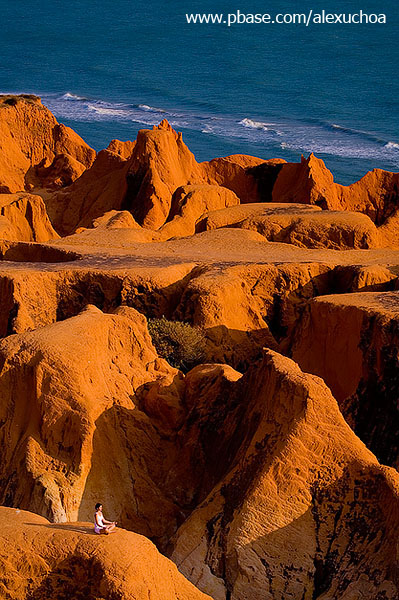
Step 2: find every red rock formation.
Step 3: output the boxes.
[64,209,158,246]
[46,148,132,235]
[272,154,399,226]
[159,184,240,239]
[292,291,399,468]
[47,121,209,234]
[90,209,143,230]
[174,260,332,368]
[171,350,399,600]
[196,202,320,232]
[0,305,183,540]
[201,154,274,203]
[0,193,59,242]
[33,152,87,189]
[106,138,136,158]
[124,120,205,229]
[196,203,380,249]
[0,507,211,600]
[2,228,399,366]
[0,95,95,193]
[0,104,399,600]
[75,125,273,233]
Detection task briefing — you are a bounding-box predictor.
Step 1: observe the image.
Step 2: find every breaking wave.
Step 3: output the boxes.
[138,104,166,113]
[62,92,87,101]
[88,104,129,117]
[239,118,271,131]
[10,90,398,170]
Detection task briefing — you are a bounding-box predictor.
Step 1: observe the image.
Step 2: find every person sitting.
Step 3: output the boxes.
[94,502,117,534]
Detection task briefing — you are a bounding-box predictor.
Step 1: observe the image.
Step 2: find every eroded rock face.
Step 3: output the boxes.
[1,104,399,600]
[174,261,333,369]
[1,230,399,369]
[272,153,399,226]
[200,154,275,203]
[0,95,95,194]
[125,120,205,229]
[196,203,380,249]
[33,152,87,189]
[171,350,399,600]
[45,148,133,235]
[196,202,321,232]
[0,305,184,541]
[292,292,399,468]
[0,507,211,600]
[160,185,240,239]
[1,303,398,599]
[0,193,59,242]
[106,138,136,159]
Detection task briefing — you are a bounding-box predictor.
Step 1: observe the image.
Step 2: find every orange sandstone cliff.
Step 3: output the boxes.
[0,95,95,194]
[0,507,212,600]
[0,97,398,599]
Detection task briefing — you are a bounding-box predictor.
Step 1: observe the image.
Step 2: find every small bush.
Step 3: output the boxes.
[3,97,18,106]
[20,94,39,102]
[148,317,206,372]
[0,94,40,108]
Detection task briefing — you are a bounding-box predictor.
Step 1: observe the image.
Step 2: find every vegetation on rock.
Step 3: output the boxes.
[148,316,206,372]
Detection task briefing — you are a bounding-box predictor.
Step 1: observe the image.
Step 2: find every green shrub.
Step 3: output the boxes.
[148,317,206,372]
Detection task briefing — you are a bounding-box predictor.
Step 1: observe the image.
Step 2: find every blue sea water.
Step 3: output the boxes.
[0,0,398,184]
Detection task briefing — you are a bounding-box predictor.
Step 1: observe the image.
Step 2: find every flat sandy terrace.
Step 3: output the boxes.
[2,229,399,274]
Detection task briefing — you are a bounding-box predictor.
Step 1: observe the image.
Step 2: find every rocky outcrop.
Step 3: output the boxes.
[3,97,398,248]
[46,120,208,235]
[59,209,158,246]
[90,209,143,230]
[171,350,399,600]
[200,154,277,203]
[0,95,95,193]
[2,228,399,366]
[0,507,211,600]
[3,302,398,600]
[0,193,59,242]
[45,148,132,235]
[292,291,399,468]
[106,138,136,159]
[272,153,399,226]
[33,152,87,189]
[196,202,320,231]
[0,305,185,542]
[196,203,380,249]
[71,125,277,234]
[174,261,333,369]
[159,185,240,239]
[1,104,399,600]
[124,120,205,229]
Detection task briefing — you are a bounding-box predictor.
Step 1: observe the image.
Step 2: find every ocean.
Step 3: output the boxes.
[0,0,398,184]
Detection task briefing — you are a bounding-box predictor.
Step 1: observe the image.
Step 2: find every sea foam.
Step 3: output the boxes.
[239,118,271,130]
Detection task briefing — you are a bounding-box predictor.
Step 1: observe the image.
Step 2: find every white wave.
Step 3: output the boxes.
[138,104,165,113]
[87,104,128,117]
[385,141,399,150]
[34,91,399,169]
[62,92,86,101]
[330,122,386,146]
[239,118,271,131]
[330,123,364,135]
